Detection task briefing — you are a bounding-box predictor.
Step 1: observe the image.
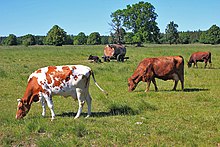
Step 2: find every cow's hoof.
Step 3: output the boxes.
[51,116,55,121]
[85,115,90,118]
[74,116,79,119]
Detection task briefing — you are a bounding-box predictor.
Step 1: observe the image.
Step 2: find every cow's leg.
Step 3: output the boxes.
[204,59,208,68]
[179,76,184,91]
[172,80,178,91]
[43,93,55,120]
[74,88,85,119]
[172,73,179,91]
[85,93,92,118]
[152,78,158,91]
[41,98,46,117]
[195,61,198,68]
[145,80,151,92]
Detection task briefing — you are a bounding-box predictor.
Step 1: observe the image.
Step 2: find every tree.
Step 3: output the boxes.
[65,35,73,45]
[110,1,160,45]
[124,1,160,44]
[199,31,209,44]
[35,36,45,45]
[22,34,36,46]
[87,32,101,45]
[124,32,134,44]
[165,21,179,44]
[110,10,125,44]
[3,34,17,45]
[73,32,87,45]
[179,32,190,44]
[206,25,220,44]
[101,36,109,45]
[45,25,67,46]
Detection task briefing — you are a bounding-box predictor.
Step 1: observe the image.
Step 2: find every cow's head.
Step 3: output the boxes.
[187,62,192,68]
[88,55,93,60]
[128,77,137,92]
[16,99,31,119]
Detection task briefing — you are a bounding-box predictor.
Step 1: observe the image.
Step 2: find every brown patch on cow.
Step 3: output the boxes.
[72,66,77,70]
[19,76,43,107]
[62,66,70,71]
[45,66,57,84]
[36,69,42,73]
[74,75,78,81]
[51,68,72,87]
[47,66,57,73]
[45,73,52,84]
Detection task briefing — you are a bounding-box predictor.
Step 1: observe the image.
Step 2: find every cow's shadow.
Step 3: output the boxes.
[134,88,209,93]
[189,67,220,70]
[183,88,209,92]
[57,105,139,118]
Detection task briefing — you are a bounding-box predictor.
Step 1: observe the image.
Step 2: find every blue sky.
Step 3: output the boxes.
[1,0,220,36]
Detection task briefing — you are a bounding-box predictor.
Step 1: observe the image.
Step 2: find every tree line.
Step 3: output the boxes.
[1,1,220,46]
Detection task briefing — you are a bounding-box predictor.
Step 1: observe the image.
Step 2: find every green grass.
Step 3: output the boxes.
[1,44,220,146]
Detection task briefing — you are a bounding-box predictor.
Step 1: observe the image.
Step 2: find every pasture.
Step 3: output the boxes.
[0,44,220,146]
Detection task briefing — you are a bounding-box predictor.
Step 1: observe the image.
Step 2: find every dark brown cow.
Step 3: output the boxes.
[88,55,102,63]
[187,51,212,68]
[128,56,184,92]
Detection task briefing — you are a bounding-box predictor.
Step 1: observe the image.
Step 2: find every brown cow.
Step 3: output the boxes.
[187,51,212,68]
[128,56,184,92]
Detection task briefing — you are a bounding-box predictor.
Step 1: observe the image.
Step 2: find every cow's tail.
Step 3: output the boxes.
[91,71,108,95]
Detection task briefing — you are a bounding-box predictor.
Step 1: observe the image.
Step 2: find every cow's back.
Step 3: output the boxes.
[151,56,183,79]
[28,65,91,96]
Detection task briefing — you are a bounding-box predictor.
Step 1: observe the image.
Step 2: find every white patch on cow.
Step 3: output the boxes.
[16,64,107,120]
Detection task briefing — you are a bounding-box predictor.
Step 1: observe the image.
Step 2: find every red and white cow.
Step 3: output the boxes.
[16,65,107,120]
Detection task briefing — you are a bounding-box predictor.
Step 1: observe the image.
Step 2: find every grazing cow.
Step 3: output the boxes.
[16,65,107,120]
[187,51,212,68]
[128,56,184,92]
[88,55,102,63]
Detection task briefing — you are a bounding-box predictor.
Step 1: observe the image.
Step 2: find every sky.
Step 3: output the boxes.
[1,0,220,36]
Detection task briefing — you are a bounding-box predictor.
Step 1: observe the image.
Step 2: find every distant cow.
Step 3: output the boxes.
[16,65,107,120]
[128,56,184,92]
[88,55,102,63]
[187,51,212,68]
[104,44,126,62]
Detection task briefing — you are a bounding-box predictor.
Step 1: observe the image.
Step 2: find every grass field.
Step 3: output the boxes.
[0,44,220,146]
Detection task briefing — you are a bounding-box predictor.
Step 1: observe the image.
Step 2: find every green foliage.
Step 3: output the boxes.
[3,34,17,45]
[101,36,109,45]
[73,32,87,45]
[22,34,36,46]
[45,25,67,46]
[35,36,45,45]
[179,32,190,44]
[165,21,179,44]
[206,25,220,44]
[124,32,134,44]
[87,32,101,45]
[110,1,160,45]
[65,35,73,45]
[199,25,220,44]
